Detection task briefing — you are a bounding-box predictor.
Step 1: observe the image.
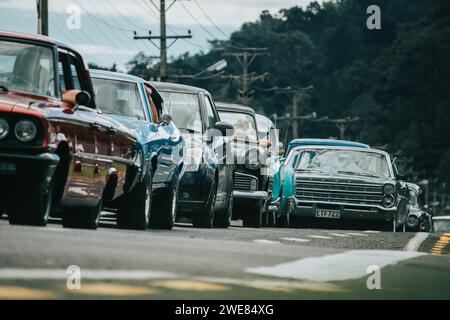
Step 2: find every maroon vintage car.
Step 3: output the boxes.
[0,31,141,229]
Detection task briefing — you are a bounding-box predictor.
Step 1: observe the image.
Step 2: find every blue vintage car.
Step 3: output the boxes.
[268,139,370,227]
[90,70,184,230]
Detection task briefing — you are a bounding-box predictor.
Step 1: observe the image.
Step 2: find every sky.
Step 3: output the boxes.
[0,0,318,70]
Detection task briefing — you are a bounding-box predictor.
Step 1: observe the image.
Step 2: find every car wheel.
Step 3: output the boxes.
[117,169,153,230]
[213,191,233,228]
[9,179,54,227]
[149,173,178,230]
[62,200,102,230]
[243,200,263,228]
[275,214,290,228]
[193,180,217,228]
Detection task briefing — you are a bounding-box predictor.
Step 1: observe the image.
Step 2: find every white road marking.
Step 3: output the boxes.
[309,235,333,240]
[0,269,178,280]
[404,232,429,252]
[281,238,310,243]
[363,230,380,234]
[328,233,349,238]
[246,250,427,282]
[345,232,368,237]
[253,239,282,245]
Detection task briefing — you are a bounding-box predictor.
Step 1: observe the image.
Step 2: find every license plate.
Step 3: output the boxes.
[0,162,17,174]
[315,209,341,219]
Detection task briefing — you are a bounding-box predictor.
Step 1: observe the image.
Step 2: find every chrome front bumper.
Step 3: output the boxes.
[233,190,268,200]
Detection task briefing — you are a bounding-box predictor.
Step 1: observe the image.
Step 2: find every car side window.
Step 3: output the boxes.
[58,51,82,91]
[204,95,217,129]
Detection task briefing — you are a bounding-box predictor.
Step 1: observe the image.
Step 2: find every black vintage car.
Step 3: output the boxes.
[405,183,433,232]
[151,82,234,228]
[216,103,269,228]
[0,31,141,229]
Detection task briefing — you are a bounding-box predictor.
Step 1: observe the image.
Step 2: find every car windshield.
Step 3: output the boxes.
[0,39,56,97]
[92,78,145,120]
[219,111,258,141]
[288,149,391,178]
[159,91,202,133]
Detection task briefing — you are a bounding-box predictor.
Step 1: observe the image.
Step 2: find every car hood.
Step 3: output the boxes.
[294,172,394,185]
[0,91,59,116]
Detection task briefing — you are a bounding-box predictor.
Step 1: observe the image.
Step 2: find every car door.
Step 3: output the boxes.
[202,94,232,210]
[56,49,108,206]
[144,83,181,187]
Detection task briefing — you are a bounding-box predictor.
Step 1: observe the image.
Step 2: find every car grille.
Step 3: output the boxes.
[234,173,255,191]
[295,178,383,206]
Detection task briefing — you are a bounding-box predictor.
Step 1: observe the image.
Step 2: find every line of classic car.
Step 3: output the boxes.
[0,31,432,232]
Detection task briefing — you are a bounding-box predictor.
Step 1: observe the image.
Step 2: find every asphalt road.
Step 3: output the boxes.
[0,214,449,300]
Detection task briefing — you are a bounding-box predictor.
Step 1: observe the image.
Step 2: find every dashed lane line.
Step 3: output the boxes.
[69,283,157,297]
[430,234,450,255]
[281,237,310,243]
[345,232,368,237]
[308,235,333,240]
[328,233,349,238]
[0,286,56,299]
[253,239,282,244]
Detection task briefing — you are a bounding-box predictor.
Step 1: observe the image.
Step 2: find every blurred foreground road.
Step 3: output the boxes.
[0,214,449,299]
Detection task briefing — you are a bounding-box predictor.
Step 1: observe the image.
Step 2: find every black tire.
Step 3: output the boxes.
[117,170,153,230]
[289,215,307,228]
[149,173,178,230]
[213,191,233,228]
[193,180,217,228]
[243,200,263,228]
[62,201,102,230]
[275,214,290,228]
[9,180,54,226]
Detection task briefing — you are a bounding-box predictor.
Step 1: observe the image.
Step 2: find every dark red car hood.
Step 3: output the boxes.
[0,92,60,116]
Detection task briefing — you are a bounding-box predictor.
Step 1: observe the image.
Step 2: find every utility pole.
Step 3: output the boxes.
[221,48,270,104]
[36,0,48,36]
[133,0,192,81]
[257,86,313,139]
[327,117,360,140]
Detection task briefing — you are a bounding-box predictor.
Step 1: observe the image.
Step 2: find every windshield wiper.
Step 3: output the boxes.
[179,128,198,134]
[295,168,325,173]
[337,171,380,178]
[0,85,8,92]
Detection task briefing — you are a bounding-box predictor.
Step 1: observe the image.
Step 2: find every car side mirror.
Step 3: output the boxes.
[62,89,91,107]
[215,121,234,136]
[160,114,172,125]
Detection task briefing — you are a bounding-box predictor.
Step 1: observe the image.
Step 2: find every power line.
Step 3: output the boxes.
[104,0,148,31]
[178,1,220,40]
[96,0,157,55]
[85,1,148,55]
[193,0,227,38]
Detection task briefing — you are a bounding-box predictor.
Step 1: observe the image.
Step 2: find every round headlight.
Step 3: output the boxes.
[0,118,9,140]
[406,215,418,228]
[382,195,395,208]
[383,183,395,195]
[15,120,37,142]
[250,179,257,191]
